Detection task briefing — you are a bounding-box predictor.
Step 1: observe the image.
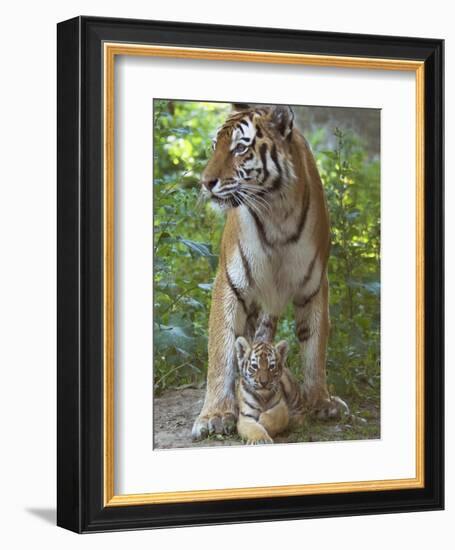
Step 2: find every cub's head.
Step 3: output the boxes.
[201,105,295,211]
[235,337,289,390]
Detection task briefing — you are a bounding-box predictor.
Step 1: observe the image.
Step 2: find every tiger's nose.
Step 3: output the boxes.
[202,178,218,192]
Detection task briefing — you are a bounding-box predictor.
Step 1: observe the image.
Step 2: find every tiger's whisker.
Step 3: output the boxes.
[240,184,274,210]
[237,190,264,218]
[240,189,272,215]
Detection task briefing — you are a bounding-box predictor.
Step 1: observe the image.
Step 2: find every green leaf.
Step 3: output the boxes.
[155,323,195,353]
[364,281,381,295]
[346,279,380,296]
[179,238,218,269]
[179,238,211,256]
[346,210,361,221]
[198,283,213,291]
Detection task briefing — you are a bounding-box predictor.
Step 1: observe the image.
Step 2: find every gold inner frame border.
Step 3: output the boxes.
[103,43,425,507]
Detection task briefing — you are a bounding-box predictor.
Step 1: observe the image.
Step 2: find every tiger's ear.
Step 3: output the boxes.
[271,106,294,138]
[275,340,289,365]
[231,102,251,112]
[235,336,251,365]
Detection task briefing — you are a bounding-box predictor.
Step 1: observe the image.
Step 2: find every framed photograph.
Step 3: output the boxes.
[57,16,444,533]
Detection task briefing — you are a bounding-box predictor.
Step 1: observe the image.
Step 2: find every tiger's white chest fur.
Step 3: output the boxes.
[228,203,322,316]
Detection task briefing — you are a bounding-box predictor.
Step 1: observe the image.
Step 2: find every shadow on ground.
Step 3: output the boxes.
[26,508,56,525]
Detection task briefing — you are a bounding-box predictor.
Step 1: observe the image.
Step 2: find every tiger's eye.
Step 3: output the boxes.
[234,143,248,155]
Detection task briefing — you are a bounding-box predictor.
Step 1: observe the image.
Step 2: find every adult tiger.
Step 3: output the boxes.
[192,104,348,440]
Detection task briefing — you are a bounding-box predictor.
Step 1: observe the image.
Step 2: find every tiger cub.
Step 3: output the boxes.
[235,337,305,444]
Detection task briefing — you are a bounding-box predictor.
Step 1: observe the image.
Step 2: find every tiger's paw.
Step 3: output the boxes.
[312,395,350,420]
[240,425,274,445]
[192,407,237,441]
[246,434,274,445]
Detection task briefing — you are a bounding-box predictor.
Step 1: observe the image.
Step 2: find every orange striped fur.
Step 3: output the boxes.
[192,104,348,441]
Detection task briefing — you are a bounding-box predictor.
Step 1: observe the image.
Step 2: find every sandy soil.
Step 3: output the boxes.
[153,387,380,449]
[153,387,240,449]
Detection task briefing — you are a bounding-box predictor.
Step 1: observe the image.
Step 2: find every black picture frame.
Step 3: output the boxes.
[57,16,444,533]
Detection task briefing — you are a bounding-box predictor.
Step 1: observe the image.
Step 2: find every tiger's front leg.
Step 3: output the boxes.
[254,312,278,342]
[294,273,349,419]
[237,415,273,445]
[259,400,289,438]
[192,269,247,440]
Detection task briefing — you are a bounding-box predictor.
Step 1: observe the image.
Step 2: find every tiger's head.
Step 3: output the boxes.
[235,336,289,391]
[201,105,296,211]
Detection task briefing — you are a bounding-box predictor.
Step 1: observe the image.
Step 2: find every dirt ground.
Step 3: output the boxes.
[153,387,380,449]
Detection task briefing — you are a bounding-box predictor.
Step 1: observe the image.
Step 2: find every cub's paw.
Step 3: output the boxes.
[246,434,274,445]
[312,395,349,420]
[241,425,274,445]
[192,410,237,441]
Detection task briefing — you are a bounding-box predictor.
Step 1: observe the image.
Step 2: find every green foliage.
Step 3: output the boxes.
[153,101,228,393]
[310,127,380,404]
[153,100,380,409]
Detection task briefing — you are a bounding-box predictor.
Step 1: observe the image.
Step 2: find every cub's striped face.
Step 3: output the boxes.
[201,105,295,212]
[235,337,289,391]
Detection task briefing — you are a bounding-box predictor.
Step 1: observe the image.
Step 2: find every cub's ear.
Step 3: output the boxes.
[275,340,289,365]
[231,102,251,112]
[271,105,294,138]
[235,336,251,364]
